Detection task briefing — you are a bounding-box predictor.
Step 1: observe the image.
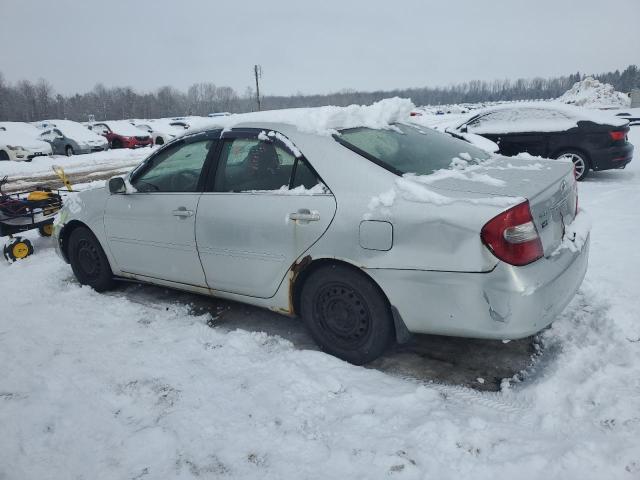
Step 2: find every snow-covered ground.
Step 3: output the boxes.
[1,147,156,180]
[1,125,639,479]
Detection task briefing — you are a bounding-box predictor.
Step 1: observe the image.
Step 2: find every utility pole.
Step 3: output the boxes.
[254,64,262,111]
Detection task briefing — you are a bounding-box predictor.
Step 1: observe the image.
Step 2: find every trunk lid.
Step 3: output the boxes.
[428,156,577,255]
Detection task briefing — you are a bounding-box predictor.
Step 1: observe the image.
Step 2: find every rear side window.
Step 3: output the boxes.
[336,124,490,176]
[214,136,323,193]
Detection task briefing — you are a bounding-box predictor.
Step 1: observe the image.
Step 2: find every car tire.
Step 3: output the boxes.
[155,137,164,145]
[300,264,394,364]
[0,150,9,161]
[111,139,122,149]
[65,145,74,156]
[68,227,116,292]
[556,150,590,181]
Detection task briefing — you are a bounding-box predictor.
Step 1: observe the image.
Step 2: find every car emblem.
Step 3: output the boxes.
[560,180,567,191]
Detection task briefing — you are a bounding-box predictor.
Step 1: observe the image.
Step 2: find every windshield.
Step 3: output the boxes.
[336,123,491,176]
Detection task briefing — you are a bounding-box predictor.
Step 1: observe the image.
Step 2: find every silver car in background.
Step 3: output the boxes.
[54,119,589,364]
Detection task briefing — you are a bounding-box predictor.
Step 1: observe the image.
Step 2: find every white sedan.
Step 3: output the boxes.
[0,122,52,162]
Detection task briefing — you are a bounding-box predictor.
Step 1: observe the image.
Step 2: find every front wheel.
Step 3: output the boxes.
[300,264,394,364]
[65,146,74,157]
[68,227,116,292]
[557,151,590,181]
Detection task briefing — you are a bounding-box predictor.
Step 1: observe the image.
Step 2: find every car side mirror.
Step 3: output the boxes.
[108,177,127,194]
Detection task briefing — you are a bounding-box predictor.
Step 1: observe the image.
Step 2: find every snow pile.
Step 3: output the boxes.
[201,97,416,136]
[558,77,630,108]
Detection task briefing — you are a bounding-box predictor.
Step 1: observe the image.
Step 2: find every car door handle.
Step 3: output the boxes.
[288,209,320,223]
[172,207,194,218]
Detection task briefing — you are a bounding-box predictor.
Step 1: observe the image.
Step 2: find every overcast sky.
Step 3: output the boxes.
[1,0,639,97]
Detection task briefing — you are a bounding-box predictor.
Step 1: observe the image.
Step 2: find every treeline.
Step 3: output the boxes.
[0,65,638,122]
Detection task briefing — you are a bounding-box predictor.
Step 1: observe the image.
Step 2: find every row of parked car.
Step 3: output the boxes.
[0,104,635,182]
[0,116,220,162]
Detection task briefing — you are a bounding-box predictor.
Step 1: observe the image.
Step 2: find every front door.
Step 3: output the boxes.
[196,129,337,298]
[104,132,218,286]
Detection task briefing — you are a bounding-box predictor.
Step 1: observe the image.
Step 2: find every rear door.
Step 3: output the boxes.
[104,131,219,286]
[195,129,337,298]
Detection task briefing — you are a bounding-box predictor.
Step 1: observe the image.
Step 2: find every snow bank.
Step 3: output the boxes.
[0,147,154,179]
[558,77,631,108]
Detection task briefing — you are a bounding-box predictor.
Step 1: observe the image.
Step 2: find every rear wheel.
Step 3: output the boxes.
[65,145,74,157]
[300,264,394,364]
[0,150,9,161]
[68,227,115,292]
[556,151,589,181]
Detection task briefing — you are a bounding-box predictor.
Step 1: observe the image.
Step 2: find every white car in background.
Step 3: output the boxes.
[132,118,190,145]
[0,122,52,162]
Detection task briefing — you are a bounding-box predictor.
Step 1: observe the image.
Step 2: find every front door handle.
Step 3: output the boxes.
[288,209,320,224]
[172,207,194,218]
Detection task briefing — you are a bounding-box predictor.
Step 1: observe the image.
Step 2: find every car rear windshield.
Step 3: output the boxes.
[335,123,491,176]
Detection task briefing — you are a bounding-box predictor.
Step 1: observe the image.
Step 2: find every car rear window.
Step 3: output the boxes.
[335,123,490,176]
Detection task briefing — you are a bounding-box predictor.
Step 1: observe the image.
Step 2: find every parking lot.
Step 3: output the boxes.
[1,122,638,479]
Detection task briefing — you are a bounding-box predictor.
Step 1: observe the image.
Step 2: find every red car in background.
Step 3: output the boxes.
[90,121,152,149]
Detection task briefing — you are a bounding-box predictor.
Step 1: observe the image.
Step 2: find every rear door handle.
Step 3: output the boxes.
[288,209,320,223]
[172,207,194,218]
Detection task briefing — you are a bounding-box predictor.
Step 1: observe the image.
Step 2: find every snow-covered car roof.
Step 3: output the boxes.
[460,102,628,132]
[184,98,416,137]
[0,121,53,149]
[38,119,106,143]
[96,120,147,137]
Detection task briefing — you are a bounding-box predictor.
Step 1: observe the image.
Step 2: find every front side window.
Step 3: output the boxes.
[214,137,315,192]
[336,123,490,176]
[131,139,214,192]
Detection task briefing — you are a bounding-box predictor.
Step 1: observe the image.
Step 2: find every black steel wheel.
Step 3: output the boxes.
[300,264,394,364]
[68,227,115,292]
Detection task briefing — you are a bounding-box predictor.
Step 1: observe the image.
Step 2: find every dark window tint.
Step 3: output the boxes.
[291,159,321,189]
[337,123,490,176]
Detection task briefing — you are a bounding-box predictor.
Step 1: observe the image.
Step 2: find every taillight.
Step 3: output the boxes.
[480,201,543,266]
[609,129,627,142]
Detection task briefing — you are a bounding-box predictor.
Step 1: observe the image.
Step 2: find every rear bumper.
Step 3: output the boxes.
[368,236,589,340]
[590,144,633,171]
